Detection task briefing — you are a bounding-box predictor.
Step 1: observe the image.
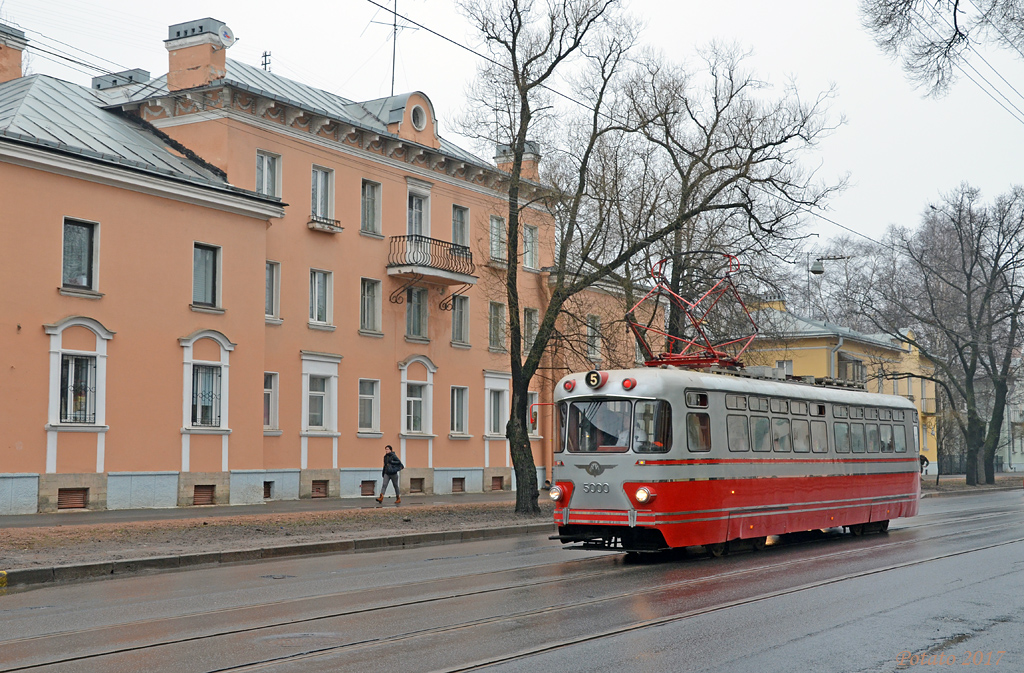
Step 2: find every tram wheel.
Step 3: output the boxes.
[849,524,864,536]
[876,520,890,534]
[752,536,767,551]
[707,542,727,557]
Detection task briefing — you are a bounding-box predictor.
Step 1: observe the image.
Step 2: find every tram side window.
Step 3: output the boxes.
[751,416,771,452]
[880,409,892,421]
[792,419,810,452]
[834,405,849,419]
[865,423,880,453]
[880,424,894,452]
[834,422,851,453]
[634,399,672,454]
[749,396,768,412]
[810,420,829,453]
[725,394,747,411]
[866,408,879,420]
[850,407,864,419]
[791,400,808,415]
[686,391,709,408]
[727,415,750,452]
[772,418,792,452]
[770,398,789,414]
[894,425,908,452]
[810,403,826,417]
[686,413,712,452]
[850,423,866,453]
[894,409,906,421]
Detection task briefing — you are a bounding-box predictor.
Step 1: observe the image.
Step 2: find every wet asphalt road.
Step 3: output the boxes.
[1,491,1021,673]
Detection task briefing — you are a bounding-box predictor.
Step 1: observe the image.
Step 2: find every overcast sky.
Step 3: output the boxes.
[5,0,1024,254]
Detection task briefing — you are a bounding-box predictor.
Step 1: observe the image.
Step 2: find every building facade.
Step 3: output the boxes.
[0,18,561,513]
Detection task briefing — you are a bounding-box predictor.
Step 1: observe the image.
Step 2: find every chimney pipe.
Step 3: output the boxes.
[0,23,27,85]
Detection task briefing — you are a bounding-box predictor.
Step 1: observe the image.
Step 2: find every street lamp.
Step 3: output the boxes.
[805,255,850,317]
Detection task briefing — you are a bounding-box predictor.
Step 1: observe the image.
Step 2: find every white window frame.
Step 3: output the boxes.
[61,217,100,293]
[488,388,507,437]
[307,375,329,430]
[490,215,507,263]
[265,260,281,321]
[178,330,234,472]
[192,242,221,309]
[523,307,539,351]
[406,286,428,339]
[59,353,97,424]
[452,294,470,345]
[360,278,382,333]
[399,355,436,440]
[309,268,333,326]
[452,205,469,247]
[407,178,432,237]
[450,386,469,435]
[361,179,381,234]
[358,379,380,432]
[527,390,540,436]
[264,372,279,430]
[191,363,223,428]
[256,150,281,197]
[406,382,426,434]
[523,224,539,269]
[300,351,341,468]
[311,165,334,220]
[586,314,601,360]
[489,302,506,351]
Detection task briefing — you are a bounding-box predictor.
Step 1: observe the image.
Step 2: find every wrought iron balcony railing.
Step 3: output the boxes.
[387,234,476,277]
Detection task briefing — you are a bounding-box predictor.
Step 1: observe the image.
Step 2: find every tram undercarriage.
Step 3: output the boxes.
[552,525,670,552]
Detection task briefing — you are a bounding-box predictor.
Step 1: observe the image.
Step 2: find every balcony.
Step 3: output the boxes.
[387,235,477,286]
[920,397,937,415]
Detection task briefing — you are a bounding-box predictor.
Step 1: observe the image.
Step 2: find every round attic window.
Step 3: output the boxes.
[411,105,427,131]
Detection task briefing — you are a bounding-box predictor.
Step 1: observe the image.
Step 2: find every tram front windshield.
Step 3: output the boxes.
[562,399,671,453]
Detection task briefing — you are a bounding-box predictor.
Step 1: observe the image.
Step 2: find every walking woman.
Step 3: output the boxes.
[376,445,403,504]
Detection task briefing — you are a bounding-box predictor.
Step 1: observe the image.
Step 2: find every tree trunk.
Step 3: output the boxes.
[509,385,540,514]
[965,413,984,486]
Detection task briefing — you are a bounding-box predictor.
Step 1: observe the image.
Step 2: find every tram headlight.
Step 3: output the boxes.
[634,487,655,504]
[549,485,564,502]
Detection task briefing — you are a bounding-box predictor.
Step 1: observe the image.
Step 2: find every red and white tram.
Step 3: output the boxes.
[549,366,920,553]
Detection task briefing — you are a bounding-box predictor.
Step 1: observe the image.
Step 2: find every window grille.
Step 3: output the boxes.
[191,364,222,427]
[60,354,97,423]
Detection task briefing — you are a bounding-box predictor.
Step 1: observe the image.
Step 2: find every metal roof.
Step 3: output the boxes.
[755,309,901,351]
[0,74,235,188]
[105,59,488,167]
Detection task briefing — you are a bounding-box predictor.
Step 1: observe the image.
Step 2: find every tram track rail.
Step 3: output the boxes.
[2,509,1019,673]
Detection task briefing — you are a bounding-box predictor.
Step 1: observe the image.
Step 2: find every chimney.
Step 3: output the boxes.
[0,23,27,85]
[495,140,542,182]
[165,18,231,91]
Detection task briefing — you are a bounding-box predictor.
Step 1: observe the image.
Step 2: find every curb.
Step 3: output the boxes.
[1,521,557,590]
[920,485,1022,498]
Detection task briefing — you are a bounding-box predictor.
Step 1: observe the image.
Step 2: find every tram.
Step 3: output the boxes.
[549,365,921,553]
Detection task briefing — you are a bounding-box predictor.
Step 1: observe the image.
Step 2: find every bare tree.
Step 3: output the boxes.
[861,0,1024,95]
[848,184,1024,484]
[460,0,842,513]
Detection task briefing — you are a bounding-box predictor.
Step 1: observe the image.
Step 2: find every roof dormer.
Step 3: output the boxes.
[360,91,440,150]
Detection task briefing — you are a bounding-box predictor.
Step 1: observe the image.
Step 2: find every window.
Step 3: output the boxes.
[308,376,328,429]
[770,398,789,414]
[451,386,468,434]
[192,243,219,307]
[749,397,769,413]
[309,269,331,324]
[256,150,280,197]
[633,400,672,453]
[311,166,333,219]
[411,104,426,130]
[406,383,425,433]
[523,308,539,351]
[587,315,601,360]
[834,422,850,453]
[880,424,894,452]
[60,354,96,423]
[361,180,381,234]
[810,403,826,417]
[62,219,97,290]
[406,287,428,338]
[265,261,280,318]
[791,401,808,415]
[452,206,469,247]
[527,391,539,435]
[725,394,747,411]
[850,423,866,453]
[263,373,278,429]
[894,425,908,453]
[490,215,506,263]
[751,416,771,452]
[452,295,469,344]
[811,420,829,453]
[686,392,709,408]
[523,224,539,269]
[833,405,849,418]
[792,419,810,453]
[772,418,792,452]
[360,278,382,332]
[866,423,880,452]
[686,413,712,452]
[192,364,222,427]
[489,302,506,350]
[727,415,750,452]
[489,389,506,436]
[358,379,379,432]
[408,194,426,235]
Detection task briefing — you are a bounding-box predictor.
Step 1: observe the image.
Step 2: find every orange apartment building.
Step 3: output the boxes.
[0,18,560,513]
